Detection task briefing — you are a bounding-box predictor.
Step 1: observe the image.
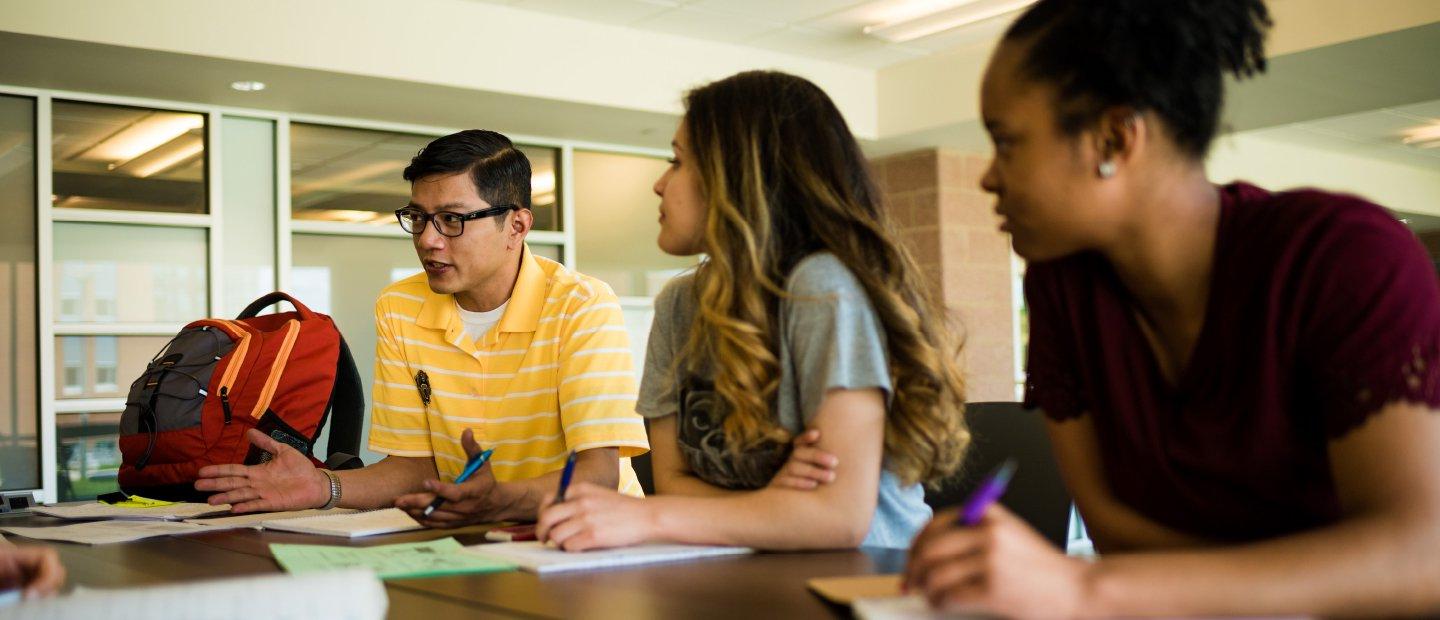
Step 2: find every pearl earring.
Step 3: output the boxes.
[1097,160,1117,179]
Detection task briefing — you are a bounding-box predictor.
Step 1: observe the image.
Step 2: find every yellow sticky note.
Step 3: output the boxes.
[108,495,177,508]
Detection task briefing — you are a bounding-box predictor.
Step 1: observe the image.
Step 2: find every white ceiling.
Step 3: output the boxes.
[470,0,1016,68]
[1246,99,1440,172]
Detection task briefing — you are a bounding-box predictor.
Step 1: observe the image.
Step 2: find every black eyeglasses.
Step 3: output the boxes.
[394,205,519,237]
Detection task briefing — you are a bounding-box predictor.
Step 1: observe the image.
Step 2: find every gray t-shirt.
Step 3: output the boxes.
[636,253,932,548]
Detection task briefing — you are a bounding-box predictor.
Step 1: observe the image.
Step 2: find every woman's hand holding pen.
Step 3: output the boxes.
[904,504,1091,619]
[535,482,657,551]
[395,429,510,527]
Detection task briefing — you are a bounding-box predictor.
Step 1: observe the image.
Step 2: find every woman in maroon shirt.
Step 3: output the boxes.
[903,0,1440,617]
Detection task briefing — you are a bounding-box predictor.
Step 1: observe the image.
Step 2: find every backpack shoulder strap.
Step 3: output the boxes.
[323,333,365,459]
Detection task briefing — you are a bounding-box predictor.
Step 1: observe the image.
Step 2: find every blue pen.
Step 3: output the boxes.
[554,450,579,502]
[957,459,1017,526]
[423,447,494,517]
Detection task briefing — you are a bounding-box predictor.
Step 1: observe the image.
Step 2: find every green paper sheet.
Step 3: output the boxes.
[269,537,516,580]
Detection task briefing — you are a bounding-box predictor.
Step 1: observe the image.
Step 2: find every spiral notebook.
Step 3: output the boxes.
[260,508,424,538]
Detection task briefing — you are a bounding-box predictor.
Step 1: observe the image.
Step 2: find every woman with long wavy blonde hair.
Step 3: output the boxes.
[537,70,969,550]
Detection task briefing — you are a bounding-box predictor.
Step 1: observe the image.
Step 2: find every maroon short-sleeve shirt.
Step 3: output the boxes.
[1023,182,1440,541]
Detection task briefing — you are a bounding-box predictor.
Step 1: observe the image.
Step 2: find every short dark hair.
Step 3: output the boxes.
[403,129,532,211]
[1004,0,1272,159]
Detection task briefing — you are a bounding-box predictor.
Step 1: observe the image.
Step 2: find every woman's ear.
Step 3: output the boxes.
[1091,106,1145,178]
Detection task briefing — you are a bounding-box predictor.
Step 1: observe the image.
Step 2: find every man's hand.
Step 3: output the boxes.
[394,429,512,528]
[194,428,330,513]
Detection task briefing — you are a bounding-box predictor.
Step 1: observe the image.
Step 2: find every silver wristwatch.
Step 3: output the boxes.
[319,469,342,510]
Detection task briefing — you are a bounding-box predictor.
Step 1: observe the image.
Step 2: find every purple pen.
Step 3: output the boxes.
[957,459,1017,526]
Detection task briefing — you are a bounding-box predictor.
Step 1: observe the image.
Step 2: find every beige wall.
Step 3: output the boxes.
[1209,132,1440,217]
[873,149,1016,403]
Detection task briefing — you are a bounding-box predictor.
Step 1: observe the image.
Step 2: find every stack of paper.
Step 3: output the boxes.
[0,520,234,545]
[0,569,387,619]
[33,502,230,521]
[464,541,752,574]
[271,537,516,580]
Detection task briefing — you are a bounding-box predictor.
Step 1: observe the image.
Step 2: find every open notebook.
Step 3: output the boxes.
[260,508,424,538]
[0,569,386,620]
[464,541,752,575]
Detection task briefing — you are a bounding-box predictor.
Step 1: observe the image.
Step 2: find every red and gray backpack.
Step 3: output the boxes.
[117,292,365,501]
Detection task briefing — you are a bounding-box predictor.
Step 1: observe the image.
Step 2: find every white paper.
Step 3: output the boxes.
[0,569,387,620]
[853,595,993,620]
[184,508,358,528]
[0,520,231,545]
[34,502,231,521]
[464,541,753,574]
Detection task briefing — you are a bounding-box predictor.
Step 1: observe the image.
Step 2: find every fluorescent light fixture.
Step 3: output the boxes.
[231,81,266,92]
[125,135,204,178]
[80,113,203,164]
[1402,123,1440,149]
[864,0,1036,43]
[531,170,556,196]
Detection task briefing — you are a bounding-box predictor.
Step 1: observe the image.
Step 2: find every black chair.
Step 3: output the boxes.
[632,451,656,496]
[925,401,1072,549]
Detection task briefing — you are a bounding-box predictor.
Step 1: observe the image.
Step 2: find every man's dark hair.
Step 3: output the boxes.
[403,129,532,215]
[1005,0,1272,159]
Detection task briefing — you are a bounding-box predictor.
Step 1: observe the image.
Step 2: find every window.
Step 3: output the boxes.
[61,337,84,397]
[53,224,208,324]
[94,337,119,394]
[51,101,207,214]
[57,412,123,501]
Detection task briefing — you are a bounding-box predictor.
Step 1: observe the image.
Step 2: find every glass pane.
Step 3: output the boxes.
[57,412,122,501]
[289,123,561,231]
[54,223,208,323]
[51,100,207,214]
[220,116,276,316]
[572,150,696,297]
[522,145,561,232]
[0,95,38,490]
[54,336,173,400]
[292,234,418,463]
[290,123,433,225]
[530,243,562,263]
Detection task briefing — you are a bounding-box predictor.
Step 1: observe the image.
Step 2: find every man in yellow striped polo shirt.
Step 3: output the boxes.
[196,130,649,525]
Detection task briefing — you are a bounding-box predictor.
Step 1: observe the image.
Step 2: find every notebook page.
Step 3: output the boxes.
[261,507,423,537]
[465,541,752,574]
[186,508,359,528]
[0,569,386,620]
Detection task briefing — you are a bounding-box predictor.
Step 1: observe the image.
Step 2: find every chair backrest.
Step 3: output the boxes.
[925,401,1072,549]
[632,451,656,496]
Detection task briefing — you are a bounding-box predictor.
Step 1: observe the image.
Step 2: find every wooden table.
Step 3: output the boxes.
[1,513,905,619]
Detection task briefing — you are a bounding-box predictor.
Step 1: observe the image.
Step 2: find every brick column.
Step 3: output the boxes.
[872,149,1017,402]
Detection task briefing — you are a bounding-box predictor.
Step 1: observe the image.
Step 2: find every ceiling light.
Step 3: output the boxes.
[864,0,1036,43]
[531,171,556,196]
[1402,125,1440,148]
[123,134,205,178]
[79,113,203,164]
[230,81,266,92]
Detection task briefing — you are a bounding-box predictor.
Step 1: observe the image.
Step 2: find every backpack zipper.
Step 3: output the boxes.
[220,386,233,425]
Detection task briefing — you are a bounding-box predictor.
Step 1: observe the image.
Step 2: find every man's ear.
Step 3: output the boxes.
[508,208,534,250]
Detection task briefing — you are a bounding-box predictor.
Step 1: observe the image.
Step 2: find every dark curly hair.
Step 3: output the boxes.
[1005,0,1272,158]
